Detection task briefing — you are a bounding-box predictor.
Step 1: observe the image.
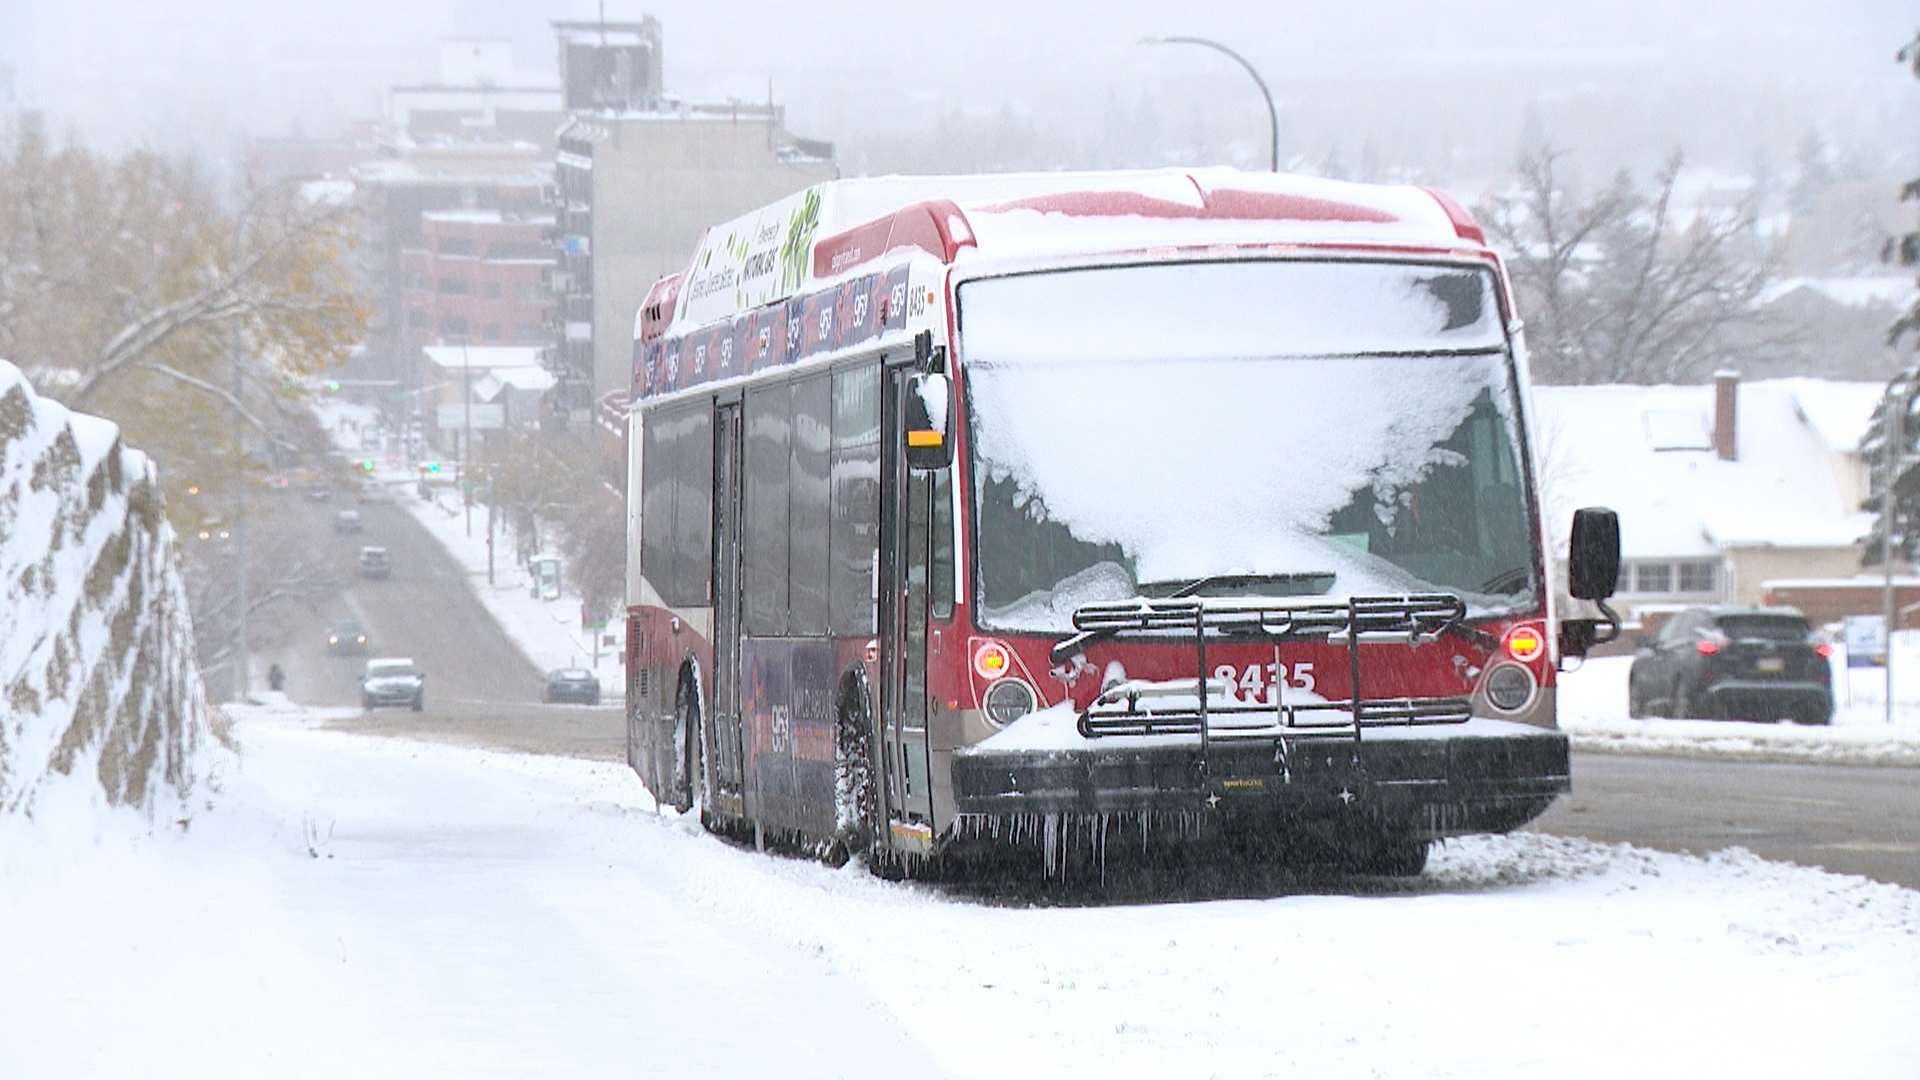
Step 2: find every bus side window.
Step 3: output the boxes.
[790,373,832,634]
[641,404,712,609]
[674,407,713,607]
[639,409,675,598]
[931,466,954,620]
[830,362,881,635]
[745,383,792,635]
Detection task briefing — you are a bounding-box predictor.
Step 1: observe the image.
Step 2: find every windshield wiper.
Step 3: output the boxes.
[1140,572,1337,599]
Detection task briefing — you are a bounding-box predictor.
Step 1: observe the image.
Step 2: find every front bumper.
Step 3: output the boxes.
[952,719,1569,838]
[1698,680,1831,719]
[363,683,421,706]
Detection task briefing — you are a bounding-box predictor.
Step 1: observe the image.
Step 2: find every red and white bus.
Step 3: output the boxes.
[624,168,1619,875]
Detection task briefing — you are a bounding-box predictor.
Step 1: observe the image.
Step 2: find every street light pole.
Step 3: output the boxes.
[462,339,473,537]
[1142,36,1279,172]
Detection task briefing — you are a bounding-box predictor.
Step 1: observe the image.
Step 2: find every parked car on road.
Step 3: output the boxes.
[326,619,368,656]
[543,668,601,706]
[1627,606,1833,724]
[360,657,424,712]
[357,545,391,578]
[333,509,362,534]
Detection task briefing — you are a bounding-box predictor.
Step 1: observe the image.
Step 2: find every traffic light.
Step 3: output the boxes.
[325,380,342,393]
[361,460,376,472]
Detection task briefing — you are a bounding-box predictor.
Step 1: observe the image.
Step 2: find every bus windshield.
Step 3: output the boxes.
[958,259,1538,634]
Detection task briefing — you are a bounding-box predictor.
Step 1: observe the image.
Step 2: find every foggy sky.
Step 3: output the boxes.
[3,0,1916,184]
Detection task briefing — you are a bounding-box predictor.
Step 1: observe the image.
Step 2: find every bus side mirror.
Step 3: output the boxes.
[904,372,952,471]
[1568,507,1620,600]
[1560,506,1622,660]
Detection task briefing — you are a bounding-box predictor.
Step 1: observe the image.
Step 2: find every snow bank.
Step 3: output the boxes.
[0,360,220,821]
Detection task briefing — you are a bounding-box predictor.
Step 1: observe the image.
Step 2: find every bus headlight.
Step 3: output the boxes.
[1484,663,1537,712]
[983,678,1037,726]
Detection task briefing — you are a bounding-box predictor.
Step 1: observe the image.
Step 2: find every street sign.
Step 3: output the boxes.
[1844,614,1886,668]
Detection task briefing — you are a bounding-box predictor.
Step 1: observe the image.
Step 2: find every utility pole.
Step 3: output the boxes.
[1883,377,1904,725]
[463,339,474,536]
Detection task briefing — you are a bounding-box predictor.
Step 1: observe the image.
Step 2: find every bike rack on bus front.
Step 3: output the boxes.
[1054,594,1475,752]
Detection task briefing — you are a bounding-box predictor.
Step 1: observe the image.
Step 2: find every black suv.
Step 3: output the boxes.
[1627,606,1833,724]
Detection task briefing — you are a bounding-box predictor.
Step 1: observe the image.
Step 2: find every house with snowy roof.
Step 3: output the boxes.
[420,345,555,459]
[1532,373,1886,619]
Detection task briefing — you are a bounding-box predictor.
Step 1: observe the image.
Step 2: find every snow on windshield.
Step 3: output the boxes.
[960,260,1529,632]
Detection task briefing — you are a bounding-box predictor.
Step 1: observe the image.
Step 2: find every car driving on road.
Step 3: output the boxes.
[542,668,601,706]
[1627,605,1834,724]
[360,657,424,712]
[326,619,368,656]
[357,545,391,579]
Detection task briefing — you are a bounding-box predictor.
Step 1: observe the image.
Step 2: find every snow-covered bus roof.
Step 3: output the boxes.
[630,167,1491,405]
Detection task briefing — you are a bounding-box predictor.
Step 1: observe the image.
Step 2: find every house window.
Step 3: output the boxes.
[439,278,470,295]
[438,237,474,256]
[1616,562,1633,594]
[438,316,469,337]
[483,282,502,299]
[1635,563,1672,593]
[482,324,502,342]
[1676,561,1717,593]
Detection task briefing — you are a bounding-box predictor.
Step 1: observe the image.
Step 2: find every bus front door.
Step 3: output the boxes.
[879,367,936,843]
[707,400,747,818]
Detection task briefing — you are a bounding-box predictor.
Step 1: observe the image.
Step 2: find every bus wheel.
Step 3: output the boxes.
[670,669,701,814]
[1365,835,1430,877]
[828,682,877,866]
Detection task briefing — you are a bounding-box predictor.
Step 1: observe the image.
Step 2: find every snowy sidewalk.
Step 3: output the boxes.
[4,706,1918,1078]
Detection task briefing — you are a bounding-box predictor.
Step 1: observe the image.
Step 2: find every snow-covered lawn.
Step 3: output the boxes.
[4,703,1917,1079]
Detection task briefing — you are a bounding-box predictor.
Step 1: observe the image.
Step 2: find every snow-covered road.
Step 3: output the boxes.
[5,706,1917,1079]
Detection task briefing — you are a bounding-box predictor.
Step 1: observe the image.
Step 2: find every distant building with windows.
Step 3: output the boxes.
[546,18,837,416]
[352,145,552,405]
[399,209,556,355]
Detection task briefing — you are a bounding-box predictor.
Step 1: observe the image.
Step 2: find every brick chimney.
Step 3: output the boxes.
[1713,370,1740,462]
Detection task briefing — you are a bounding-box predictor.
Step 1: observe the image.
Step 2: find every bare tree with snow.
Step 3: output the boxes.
[1482,147,1787,385]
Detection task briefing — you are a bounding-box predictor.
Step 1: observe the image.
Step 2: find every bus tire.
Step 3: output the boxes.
[1365,835,1430,877]
[670,667,701,814]
[1332,830,1429,877]
[828,678,878,866]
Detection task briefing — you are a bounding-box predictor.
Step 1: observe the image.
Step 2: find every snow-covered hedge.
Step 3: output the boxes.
[0,360,217,821]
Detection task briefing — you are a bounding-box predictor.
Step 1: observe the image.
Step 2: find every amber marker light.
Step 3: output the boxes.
[1504,625,1546,663]
[973,641,1012,679]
